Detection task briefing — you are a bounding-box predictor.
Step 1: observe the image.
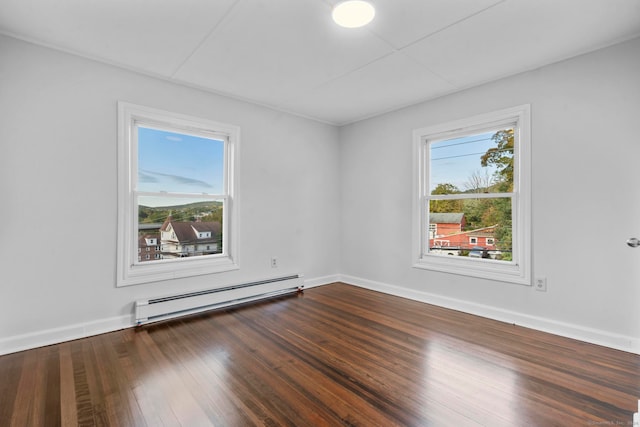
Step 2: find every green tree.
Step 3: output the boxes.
[462,198,487,230]
[479,129,515,258]
[430,183,463,213]
[481,129,514,190]
[201,207,223,227]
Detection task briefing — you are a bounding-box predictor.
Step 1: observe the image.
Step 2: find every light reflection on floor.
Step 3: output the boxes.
[420,338,520,425]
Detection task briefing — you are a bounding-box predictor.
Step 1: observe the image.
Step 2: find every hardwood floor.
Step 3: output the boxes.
[1,283,638,426]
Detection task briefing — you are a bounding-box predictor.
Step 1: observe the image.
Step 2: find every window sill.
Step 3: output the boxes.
[117,256,239,287]
[413,256,530,286]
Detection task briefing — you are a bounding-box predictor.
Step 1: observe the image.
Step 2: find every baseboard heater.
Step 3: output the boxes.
[135,274,304,325]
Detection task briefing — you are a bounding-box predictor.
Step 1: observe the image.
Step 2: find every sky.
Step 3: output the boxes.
[136,126,505,206]
[429,130,503,192]
[137,126,225,207]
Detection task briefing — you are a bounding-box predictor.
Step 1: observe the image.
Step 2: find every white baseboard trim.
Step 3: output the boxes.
[5,274,635,356]
[0,314,133,356]
[304,274,340,289]
[0,274,340,356]
[339,274,640,355]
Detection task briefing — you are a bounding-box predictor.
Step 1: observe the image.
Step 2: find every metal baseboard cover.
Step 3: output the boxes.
[135,274,304,325]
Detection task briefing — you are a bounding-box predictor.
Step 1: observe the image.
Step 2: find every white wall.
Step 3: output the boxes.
[339,37,640,352]
[0,35,341,353]
[2,33,639,355]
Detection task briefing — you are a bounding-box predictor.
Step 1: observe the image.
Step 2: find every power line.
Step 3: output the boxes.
[431,136,493,149]
[432,147,513,162]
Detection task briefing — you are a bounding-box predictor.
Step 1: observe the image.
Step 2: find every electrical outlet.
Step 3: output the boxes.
[535,277,547,292]
[271,257,278,268]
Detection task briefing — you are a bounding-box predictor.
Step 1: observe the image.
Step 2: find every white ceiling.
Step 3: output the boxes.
[1,0,639,125]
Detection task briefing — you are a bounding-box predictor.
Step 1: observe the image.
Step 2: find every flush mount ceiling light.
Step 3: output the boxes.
[332,1,375,28]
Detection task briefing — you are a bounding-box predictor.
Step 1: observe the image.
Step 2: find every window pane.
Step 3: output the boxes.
[138,196,224,262]
[137,126,225,194]
[429,128,514,194]
[428,197,512,260]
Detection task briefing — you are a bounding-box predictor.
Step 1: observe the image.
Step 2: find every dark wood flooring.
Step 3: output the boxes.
[1,283,638,426]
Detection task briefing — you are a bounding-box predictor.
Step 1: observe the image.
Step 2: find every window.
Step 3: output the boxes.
[413,105,531,285]
[117,102,239,286]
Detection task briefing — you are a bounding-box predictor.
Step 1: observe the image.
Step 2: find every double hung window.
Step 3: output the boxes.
[413,105,531,285]
[117,103,239,286]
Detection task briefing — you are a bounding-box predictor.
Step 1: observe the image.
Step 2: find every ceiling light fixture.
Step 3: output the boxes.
[332,1,375,28]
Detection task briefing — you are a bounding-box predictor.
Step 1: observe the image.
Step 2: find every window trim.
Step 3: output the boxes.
[412,105,531,285]
[117,102,239,287]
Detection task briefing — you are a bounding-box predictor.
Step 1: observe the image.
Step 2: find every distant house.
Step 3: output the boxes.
[429,213,465,241]
[138,234,161,262]
[429,212,498,254]
[160,215,222,259]
[465,226,498,249]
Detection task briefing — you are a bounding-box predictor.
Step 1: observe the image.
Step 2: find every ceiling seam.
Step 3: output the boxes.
[388,0,508,88]
[275,0,507,115]
[169,0,244,79]
[396,0,508,52]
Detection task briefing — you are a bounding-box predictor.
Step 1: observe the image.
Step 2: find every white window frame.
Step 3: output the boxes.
[117,102,239,286]
[412,105,531,285]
